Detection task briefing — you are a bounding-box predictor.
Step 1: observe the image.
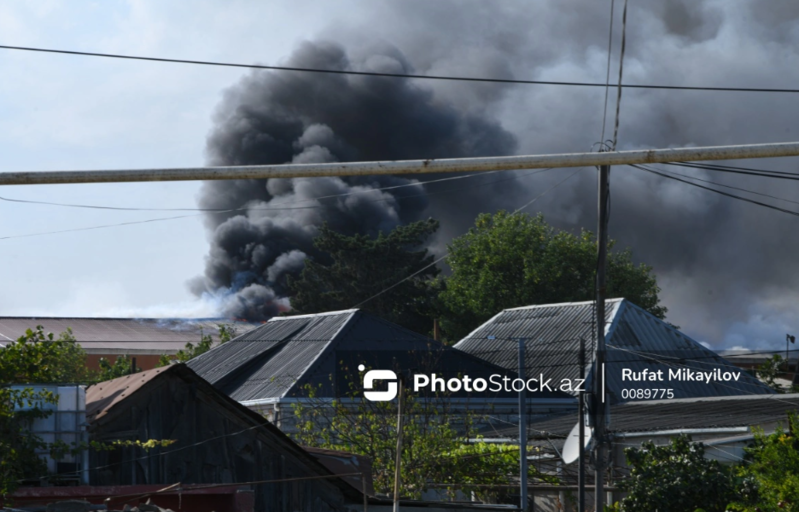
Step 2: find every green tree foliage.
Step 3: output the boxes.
[287,219,441,335]
[0,326,90,384]
[291,370,554,500]
[754,355,798,393]
[729,413,799,512]
[157,324,237,367]
[95,355,141,382]
[440,211,666,340]
[0,326,90,498]
[618,435,737,512]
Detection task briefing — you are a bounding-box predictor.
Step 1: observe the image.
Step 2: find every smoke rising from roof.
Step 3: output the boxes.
[193,0,799,348]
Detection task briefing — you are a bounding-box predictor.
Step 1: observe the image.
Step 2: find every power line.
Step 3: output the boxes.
[599,0,616,144]
[0,168,556,241]
[4,44,799,94]
[630,164,799,218]
[664,161,799,180]
[0,170,512,212]
[644,166,799,207]
[611,0,629,150]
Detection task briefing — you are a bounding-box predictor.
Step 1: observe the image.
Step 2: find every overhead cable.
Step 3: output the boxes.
[630,164,799,218]
[4,44,799,94]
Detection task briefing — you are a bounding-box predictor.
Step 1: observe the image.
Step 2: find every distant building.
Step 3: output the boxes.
[187,309,575,430]
[0,317,258,370]
[454,299,773,403]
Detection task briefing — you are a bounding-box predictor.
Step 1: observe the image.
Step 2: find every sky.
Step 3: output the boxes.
[1,0,799,351]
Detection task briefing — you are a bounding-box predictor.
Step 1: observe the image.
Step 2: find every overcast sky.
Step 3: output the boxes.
[2,1,798,351]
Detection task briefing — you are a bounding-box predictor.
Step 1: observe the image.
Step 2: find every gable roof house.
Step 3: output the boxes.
[454,299,773,405]
[86,364,363,512]
[187,309,575,430]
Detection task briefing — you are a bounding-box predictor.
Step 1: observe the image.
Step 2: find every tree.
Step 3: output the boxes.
[291,370,555,501]
[439,211,667,340]
[287,219,441,335]
[0,326,91,498]
[0,326,174,502]
[157,324,237,367]
[618,435,738,512]
[754,355,798,393]
[729,413,799,512]
[95,355,141,382]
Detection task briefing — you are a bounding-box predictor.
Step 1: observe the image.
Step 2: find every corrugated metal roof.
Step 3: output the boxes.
[188,310,358,401]
[86,366,170,422]
[519,394,799,439]
[454,299,773,402]
[188,309,563,404]
[0,317,259,353]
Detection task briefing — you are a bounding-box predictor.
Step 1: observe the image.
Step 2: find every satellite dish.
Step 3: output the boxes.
[562,421,592,464]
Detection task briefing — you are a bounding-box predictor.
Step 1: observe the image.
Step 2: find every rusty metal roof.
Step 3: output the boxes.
[86,366,170,422]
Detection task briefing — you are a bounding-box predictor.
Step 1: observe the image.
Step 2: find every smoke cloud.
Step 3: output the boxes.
[190,40,516,320]
[192,0,799,349]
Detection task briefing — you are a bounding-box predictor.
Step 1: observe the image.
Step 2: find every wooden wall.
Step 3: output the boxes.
[89,370,353,512]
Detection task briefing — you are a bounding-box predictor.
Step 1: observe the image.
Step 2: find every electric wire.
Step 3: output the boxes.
[4,44,799,94]
[599,0,616,144]
[640,166,799,207]
[611,0,629,150]
[665,161,799,180]
[630,164,799,218]
[0,169,514,212]
[0,168,555,241]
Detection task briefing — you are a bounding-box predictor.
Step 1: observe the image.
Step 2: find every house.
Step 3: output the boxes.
[187,309,575,430]
[453,299,773,403]
[86,364,362,512]
[0,317,257,370]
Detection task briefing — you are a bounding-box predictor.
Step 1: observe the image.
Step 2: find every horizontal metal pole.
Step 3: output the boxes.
[3,141,799,186]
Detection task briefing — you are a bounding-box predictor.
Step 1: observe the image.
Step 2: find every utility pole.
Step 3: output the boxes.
[3,141,799,185]
[594,164,610,512]
[578,336,586,512]
[393,375,405,512]
[518,338,528,512]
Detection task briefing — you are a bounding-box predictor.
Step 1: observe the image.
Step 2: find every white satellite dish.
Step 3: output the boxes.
[561,421,592,464]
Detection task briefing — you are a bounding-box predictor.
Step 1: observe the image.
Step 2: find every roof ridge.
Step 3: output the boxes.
[269,309,359,321]
[279,310,362,398]
[504,298,625,312]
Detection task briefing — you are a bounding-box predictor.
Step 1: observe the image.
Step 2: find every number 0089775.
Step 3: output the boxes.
[620,388,674,400]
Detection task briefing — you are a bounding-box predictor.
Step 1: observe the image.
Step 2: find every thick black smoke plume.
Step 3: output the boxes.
[193,0,799,350]
[189,40,516,320]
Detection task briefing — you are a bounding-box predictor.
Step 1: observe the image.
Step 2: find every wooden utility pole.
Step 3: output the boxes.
[393,376,405,512]
[3,142,799,186]
[518,338,528,512]
[578,336,586,512]
[594,164,610,512]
